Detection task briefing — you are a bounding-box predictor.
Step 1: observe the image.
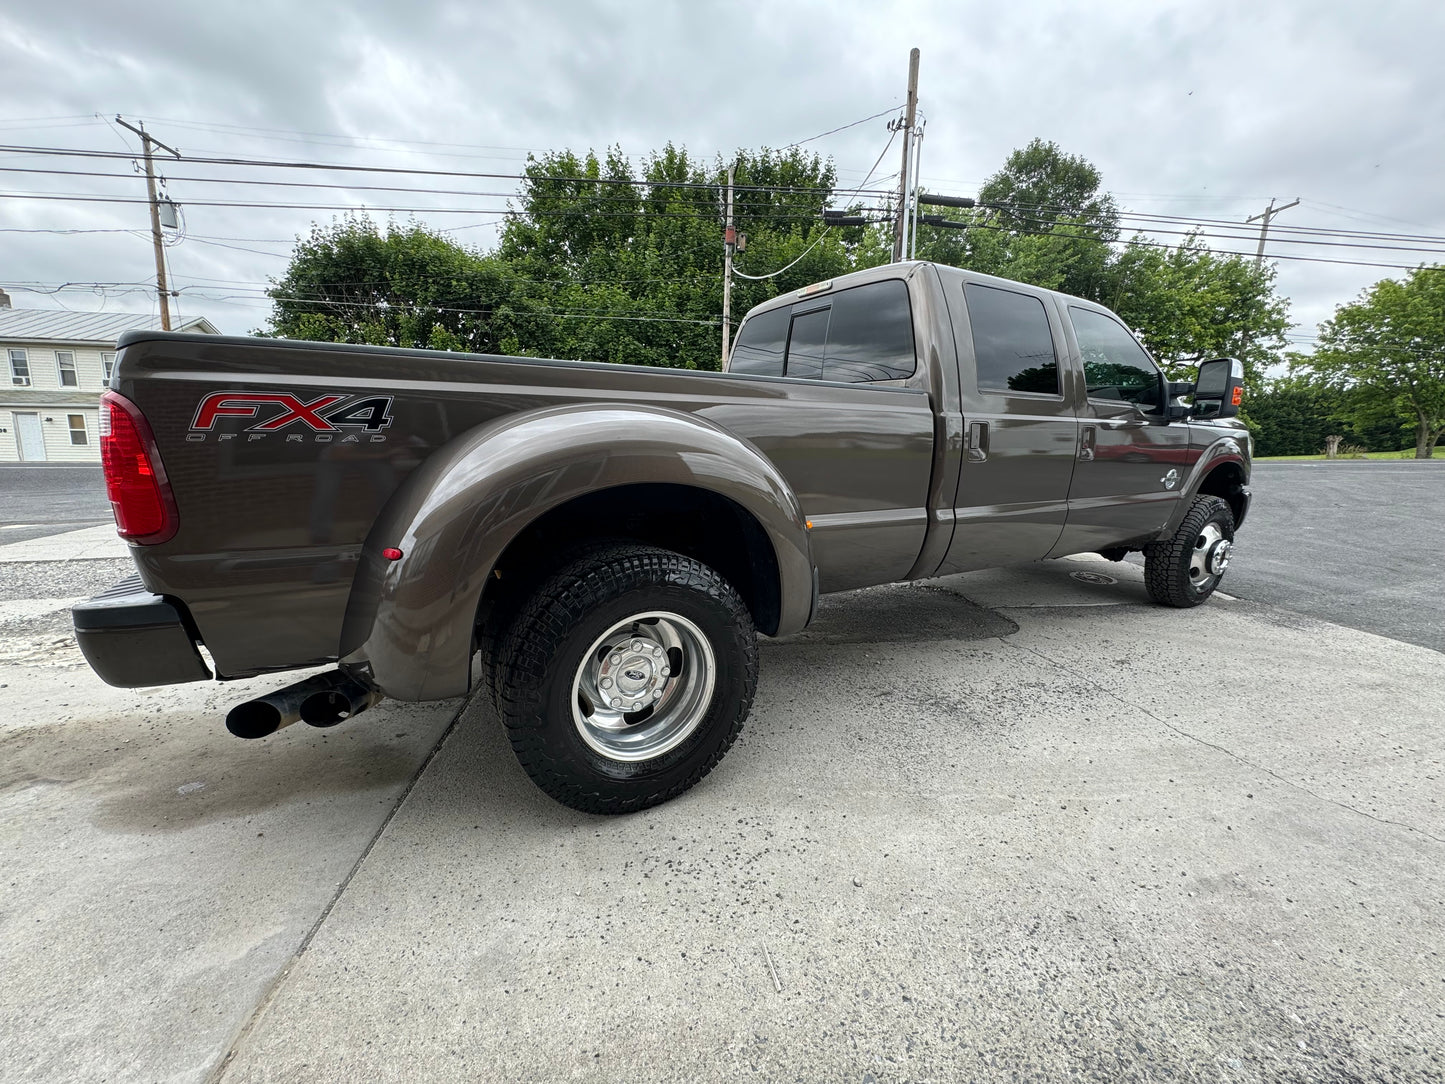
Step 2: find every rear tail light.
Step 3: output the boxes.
[100,390,179,544]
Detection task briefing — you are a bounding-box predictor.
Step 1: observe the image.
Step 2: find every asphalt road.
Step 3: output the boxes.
[1223,460,1445,653]
[0,464,111,545]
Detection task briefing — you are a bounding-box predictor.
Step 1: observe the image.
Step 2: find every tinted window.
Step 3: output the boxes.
[1070,307,1161,408]
[786,307,829,379]
[964,284,1059,395]
[729,306,789,376]
[823,280,917,382]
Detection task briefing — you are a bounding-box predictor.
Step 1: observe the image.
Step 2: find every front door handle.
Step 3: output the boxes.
[1079,425,1096,462]
[967,421,989,462]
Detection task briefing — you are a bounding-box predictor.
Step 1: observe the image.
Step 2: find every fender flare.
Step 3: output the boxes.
[1160,434,1250,536]
[340,403,813,700]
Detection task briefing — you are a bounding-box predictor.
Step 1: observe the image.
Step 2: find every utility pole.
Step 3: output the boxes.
[722,162,736,368]
[1247,196,1300,267]
[891,48,920,263]
[908,120,925,260]
[116,116,182,330]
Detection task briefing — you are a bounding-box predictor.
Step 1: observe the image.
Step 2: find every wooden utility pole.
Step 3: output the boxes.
[1247,196,1300,267]
[116,117,181,330]
[891,48,920,263]
[722,162,736,367]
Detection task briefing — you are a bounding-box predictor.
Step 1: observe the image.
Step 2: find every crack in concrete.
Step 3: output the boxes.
[204,695,471,1084]
[997,636,1445,847]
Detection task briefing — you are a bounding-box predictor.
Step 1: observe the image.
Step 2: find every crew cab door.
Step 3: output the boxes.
[1048,304,1197,555]
[935,279,1079,574]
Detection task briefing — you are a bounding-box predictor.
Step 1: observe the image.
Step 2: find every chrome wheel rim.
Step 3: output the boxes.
[570,611,716,762]
[1189,524,1231,588]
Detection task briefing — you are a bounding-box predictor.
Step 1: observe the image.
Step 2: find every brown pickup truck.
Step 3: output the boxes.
[74,261,1251,813]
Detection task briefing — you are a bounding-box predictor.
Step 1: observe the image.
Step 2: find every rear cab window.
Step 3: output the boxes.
[728,279,917,384]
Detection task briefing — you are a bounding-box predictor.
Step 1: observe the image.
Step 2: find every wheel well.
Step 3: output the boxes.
[477,483,784,638]
[1197,462,1248,527]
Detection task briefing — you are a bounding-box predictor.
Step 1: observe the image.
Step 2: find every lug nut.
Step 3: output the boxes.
[610,698,622,708]
[610,654,621,664]
[652,690,662,700]
[601,677,613,689]
[631,640,643,651]
[651,646,662,656]
[660,666,670,677]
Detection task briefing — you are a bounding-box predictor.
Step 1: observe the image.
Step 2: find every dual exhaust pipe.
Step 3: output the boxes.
[225,669,384,740]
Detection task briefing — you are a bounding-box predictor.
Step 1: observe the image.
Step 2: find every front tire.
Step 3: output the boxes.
[1144,495,1236,608]
[495,545,758,814]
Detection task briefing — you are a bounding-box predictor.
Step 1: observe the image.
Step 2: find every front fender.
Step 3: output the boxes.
[340,403,813,701]
[1160,432,1250,537]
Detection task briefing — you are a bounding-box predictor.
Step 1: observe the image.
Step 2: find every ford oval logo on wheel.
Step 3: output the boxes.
[624,669,646,681]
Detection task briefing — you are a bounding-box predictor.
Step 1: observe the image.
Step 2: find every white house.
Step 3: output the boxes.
[0,290,219,464]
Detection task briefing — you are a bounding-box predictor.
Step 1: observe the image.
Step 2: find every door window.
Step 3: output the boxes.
[822,280,916,382]
[963,284,1059,396]
[785,307,829,380]
[1069,307,1162,409]
[729,306,790,376]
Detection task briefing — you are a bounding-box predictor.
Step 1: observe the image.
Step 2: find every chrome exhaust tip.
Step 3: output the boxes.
[225,670,383,738]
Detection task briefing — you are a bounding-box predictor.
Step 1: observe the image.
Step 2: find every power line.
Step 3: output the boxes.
[783,105,902,149]
[0,144,896,198]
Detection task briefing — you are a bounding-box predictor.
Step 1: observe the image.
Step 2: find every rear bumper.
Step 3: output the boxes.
[72,576,212,688]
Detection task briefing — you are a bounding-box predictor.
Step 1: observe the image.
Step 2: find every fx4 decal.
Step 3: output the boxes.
[188,393,394,443]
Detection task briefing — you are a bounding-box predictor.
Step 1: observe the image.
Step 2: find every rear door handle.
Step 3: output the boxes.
[1079,425,1096,462]
[967,421,989,462]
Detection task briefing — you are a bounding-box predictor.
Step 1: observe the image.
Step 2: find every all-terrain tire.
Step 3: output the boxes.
[495,544,758,814]
[1143,495,1236,608]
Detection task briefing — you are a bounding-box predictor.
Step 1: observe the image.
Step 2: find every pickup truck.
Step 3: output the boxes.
[74,261,1251,813]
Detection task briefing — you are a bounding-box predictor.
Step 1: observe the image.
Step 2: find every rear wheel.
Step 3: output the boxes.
[1144,495,1235,607]
[495,545,757,814]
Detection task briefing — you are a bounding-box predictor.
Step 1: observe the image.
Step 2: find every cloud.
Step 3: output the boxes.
[1,0,1441,343]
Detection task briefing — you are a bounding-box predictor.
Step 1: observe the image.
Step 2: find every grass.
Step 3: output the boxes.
[1255,449,1442,461]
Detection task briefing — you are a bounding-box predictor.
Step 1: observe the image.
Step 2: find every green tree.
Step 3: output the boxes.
[1107,233,1289,388]
[496,144,863,369]
[917,138,1119,301]
[1306,266,1445,458]
[1246,376,1348,456]
[265,217,510,351]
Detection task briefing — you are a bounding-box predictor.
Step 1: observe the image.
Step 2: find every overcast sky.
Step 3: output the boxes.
[3,0,1443,350]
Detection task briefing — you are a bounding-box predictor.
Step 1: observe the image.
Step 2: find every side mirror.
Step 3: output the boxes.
[1193,357,1245,419]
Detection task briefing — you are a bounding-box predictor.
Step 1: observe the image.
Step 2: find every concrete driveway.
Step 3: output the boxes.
[1,532,1442,1083]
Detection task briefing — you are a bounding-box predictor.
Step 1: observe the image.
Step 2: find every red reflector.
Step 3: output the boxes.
[1231,386,1244,406]
[382,547,404,561]
[100,390,178,544]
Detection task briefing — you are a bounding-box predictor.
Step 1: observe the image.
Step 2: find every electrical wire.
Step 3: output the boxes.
[783,105,903,149]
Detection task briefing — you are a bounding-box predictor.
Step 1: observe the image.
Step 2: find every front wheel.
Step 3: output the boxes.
[1143,495,1236,608]
[495,545,758,814]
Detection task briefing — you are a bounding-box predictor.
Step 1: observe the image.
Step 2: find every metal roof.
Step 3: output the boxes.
[0,307,218,345]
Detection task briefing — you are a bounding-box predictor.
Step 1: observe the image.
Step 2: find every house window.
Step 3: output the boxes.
[56,351,79,387]
[8,349,29,387]
[101,352,116,383]
[68,415,88,446]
